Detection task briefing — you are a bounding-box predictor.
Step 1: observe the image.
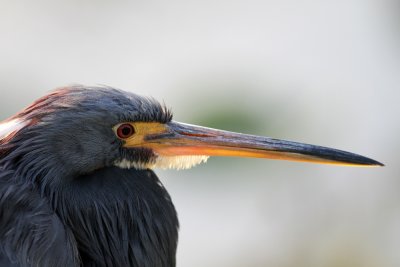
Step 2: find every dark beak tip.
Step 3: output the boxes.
[375,161,385,167]
[362,158,384,167]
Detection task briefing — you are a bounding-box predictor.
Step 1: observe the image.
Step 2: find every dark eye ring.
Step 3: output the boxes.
[116,124,135,139]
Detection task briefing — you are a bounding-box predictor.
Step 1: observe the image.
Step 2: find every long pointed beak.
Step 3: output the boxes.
[126,121,383,167]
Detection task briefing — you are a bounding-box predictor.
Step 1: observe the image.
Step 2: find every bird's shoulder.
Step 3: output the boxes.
[0,170,80,267]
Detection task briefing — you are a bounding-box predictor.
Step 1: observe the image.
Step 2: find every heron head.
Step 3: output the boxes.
[0,85,382,188]
[0,86,173,180]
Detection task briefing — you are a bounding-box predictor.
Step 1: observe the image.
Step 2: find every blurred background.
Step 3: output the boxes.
[0,0,398,266]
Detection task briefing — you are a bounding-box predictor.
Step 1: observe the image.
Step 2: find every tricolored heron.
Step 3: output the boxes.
[0,85,382,267]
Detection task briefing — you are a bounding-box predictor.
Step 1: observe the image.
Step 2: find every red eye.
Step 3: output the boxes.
[116,124,135,139]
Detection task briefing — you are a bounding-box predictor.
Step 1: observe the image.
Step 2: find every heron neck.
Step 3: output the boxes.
[53,167,179,267]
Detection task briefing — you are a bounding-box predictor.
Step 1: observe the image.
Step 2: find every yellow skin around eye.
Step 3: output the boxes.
[113,122,168,147]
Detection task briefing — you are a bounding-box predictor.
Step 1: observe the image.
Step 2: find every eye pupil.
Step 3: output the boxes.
[117,124,135,139]
[121,127,131,136]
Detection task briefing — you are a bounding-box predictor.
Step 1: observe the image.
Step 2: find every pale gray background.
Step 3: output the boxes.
[0,1,398,266]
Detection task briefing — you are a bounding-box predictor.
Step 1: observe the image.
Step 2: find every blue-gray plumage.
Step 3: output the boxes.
[0,86,177,267]
[0,85,382,267]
